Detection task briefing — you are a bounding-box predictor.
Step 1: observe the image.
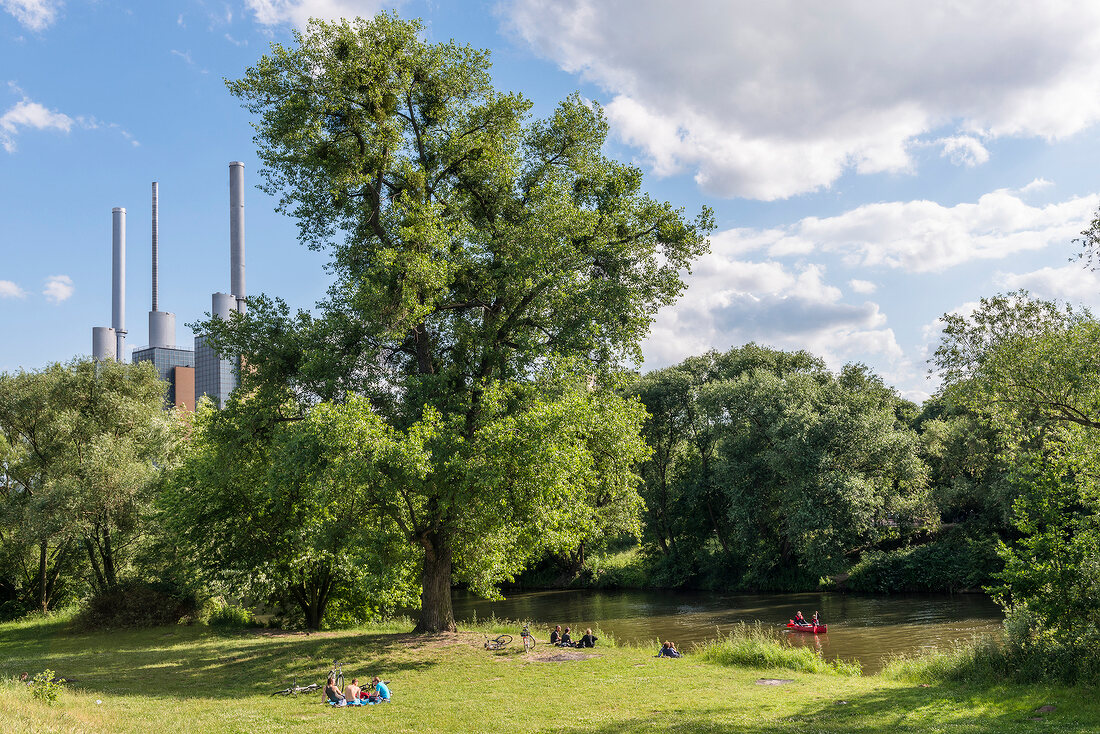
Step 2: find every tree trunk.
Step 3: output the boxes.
[414,530,456,633]
[85,537,106,593]
[37,539,48,613]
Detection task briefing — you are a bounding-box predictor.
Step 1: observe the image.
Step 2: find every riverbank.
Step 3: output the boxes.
[1,615,1097,733]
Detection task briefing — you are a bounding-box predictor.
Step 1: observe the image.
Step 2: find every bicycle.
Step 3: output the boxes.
[327,659,345,691]
[521,624,536,653]
[483,634,513,650]
[271,682,321,697]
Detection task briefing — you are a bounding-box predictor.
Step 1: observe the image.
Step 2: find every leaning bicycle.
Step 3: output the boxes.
[327,660,345,690]
[484,634,513,650]
[521,624,536,653]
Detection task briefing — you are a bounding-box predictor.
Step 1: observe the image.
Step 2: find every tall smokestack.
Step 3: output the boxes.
[151,182,159,312]
[112,207,126,362]
[229,161,245,313]
[148,180,175,348]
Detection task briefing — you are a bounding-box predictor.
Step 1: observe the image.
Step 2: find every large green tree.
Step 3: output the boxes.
[934,292,1100,645]
[631,345,929,586]
[0,359,174,611]
[205,14,710,631]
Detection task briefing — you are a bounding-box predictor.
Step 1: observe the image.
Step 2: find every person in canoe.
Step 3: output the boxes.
[793,611,809,627]
[811,611,822,627]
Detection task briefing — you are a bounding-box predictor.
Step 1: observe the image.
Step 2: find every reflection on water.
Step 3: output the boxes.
[451,589,1002,673]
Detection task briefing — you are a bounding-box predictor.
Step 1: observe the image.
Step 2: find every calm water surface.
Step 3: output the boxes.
[452,589,1002,673]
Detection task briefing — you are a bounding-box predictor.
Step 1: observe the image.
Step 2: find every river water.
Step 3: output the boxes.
[451,589,1002,673]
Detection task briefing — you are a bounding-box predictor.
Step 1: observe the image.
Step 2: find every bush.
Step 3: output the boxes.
[207,602,257,628]
[75,580,198,630]
[30,669,63,705]
[883,607,1100,685]
[694,622,861,675]
[846,530,1001,593]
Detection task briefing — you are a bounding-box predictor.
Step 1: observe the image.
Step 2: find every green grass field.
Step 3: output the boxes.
[1,614,1097,733]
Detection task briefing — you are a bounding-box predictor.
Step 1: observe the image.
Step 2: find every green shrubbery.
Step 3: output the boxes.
[74,580,198,630]
[694,622,861,675]
[884,605,1100,685]
[29,669,63,705]
[206,602,258,628]
[845,531,1001,593]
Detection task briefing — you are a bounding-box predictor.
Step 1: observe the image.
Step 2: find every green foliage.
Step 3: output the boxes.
[202,12,710,631]
[629,345,930,588]
[0,359,177,615]
[29,669,63,705]
[162,399,421,630]
[846,530,1001,593]
[933,291,1100,672]
[74,579,198,630]
[694,623,861,675]
[206,603,257,628]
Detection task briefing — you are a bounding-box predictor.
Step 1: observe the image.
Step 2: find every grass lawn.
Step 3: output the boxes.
[0,615,1097,733]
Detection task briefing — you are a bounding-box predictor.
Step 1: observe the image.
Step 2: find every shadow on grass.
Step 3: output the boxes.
[0,625,442,700]
[536,684,1084,733]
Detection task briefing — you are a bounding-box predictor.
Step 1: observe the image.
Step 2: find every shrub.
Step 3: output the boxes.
[30,669,63,705]
[207,603,257,628]
[75,580,198,630]
[695,622,861,675]
[846,531,1001,593]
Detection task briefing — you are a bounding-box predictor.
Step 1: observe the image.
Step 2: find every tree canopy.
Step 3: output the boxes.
[197,13,711,631]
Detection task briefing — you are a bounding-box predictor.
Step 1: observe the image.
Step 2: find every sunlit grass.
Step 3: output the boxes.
[694,622,862,675]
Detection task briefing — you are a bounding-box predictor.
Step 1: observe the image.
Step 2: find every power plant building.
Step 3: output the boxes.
[92,164,249,412]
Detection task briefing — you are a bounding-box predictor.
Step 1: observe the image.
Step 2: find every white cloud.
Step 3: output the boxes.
[849,279,877,294]
[244,0,392,28]
[996,264,1100,309]
[0,94,73,153]
[42,274,72,303]
[938,135,989,167]
[1,0,61,31]
[641,253,903,376]
[0,279,27,298]
[504,1,1100,199]
[1020,177,1054,194]
[712,189,1097,273]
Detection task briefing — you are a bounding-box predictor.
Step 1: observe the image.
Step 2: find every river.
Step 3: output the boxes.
[451,588,1002,673]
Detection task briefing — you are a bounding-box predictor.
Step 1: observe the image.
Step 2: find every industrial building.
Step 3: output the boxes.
[92,162,249,411]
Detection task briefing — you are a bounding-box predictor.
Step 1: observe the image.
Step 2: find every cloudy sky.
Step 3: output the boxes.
[3,0,1100,401]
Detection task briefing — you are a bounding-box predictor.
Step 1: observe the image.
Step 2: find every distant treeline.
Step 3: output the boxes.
[516,342,1009,594]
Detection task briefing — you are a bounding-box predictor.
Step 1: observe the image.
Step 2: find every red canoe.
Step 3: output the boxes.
[786,620,827,633]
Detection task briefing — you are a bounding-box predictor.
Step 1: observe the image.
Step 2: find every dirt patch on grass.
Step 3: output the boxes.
[528,650,598,663]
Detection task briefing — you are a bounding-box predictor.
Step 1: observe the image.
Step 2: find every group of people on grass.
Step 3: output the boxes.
[656,641,681,658]
[549,624,598,648]
[324,675,390,706]
[792,610,823,627]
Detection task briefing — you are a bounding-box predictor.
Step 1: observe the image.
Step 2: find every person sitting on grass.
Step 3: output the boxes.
[657,641,682,658]
[324,676,346,705]
[578,628,598,648]
[550,625,562,646]
[370,676,391,702]
[560,626,574,647]
[343,678,361,702]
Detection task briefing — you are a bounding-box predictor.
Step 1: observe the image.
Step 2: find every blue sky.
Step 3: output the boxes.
[3,0,1100,401]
